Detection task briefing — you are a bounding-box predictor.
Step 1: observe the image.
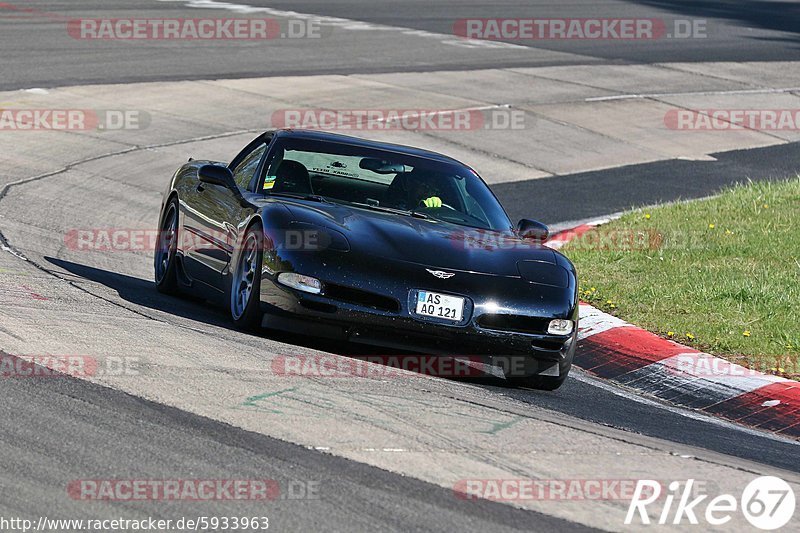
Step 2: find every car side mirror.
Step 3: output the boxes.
[198,165,236,189]
[517,219,549,242]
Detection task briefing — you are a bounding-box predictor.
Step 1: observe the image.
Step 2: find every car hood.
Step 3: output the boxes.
[281,201,558,277]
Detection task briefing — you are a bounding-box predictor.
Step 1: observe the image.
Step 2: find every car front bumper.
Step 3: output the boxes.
[258,261,578,377]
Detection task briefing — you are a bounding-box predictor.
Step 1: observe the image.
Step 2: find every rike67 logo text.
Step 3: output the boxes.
[626,477,795,529]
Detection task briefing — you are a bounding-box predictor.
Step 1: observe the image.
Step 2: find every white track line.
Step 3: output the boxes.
[157,0,525,49]
[586,86,800,102]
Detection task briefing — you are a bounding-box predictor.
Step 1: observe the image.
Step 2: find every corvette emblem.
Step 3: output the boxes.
[426,269,455,279]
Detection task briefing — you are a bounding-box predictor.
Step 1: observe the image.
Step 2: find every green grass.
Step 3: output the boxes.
[563,177,800,378]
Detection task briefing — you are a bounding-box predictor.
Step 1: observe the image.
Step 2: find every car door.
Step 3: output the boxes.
[182,139,269,290]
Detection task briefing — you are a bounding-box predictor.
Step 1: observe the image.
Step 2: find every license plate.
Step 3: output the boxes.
[415,291,464,322]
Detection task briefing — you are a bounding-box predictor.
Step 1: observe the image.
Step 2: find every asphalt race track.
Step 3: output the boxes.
[1,1,799,531]
[3,0,800,89]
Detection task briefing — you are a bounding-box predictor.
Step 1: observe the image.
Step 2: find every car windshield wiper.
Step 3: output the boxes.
[409,208,433,220]
[351,202,429,219]
[268,192,330,203]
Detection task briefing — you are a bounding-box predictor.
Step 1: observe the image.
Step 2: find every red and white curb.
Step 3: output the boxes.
[545,220,610,249]
[548,222,800,439]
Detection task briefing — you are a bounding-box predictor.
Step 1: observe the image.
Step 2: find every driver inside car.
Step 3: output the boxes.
[410,177,444,209]
[386,169,448,210]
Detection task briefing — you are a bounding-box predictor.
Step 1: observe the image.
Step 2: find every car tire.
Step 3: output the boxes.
[154,197,180,295]
[230,223,264,330]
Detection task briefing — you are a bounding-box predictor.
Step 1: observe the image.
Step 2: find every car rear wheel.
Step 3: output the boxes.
[230,224,264,330]
[154,198,179,294]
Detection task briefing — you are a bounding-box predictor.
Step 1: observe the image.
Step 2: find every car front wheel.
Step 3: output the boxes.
[230,223,264,330]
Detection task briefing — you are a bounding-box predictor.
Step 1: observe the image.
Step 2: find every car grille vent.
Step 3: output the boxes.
[323,284,400,313]
[477,314,550,335]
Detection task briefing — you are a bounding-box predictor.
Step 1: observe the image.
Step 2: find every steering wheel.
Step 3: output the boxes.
[418,199,456,211]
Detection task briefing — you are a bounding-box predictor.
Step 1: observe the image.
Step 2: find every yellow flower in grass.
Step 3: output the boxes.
[743,330,751,337]
[667,331,674,337]
[644,213,651,220]
[762,204,769,209]
[686,333,695,340]
[708,223,715,229]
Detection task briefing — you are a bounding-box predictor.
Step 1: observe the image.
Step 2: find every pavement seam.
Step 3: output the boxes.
[504,66,790,160]
[353,68,610,107]
[400,124,554,175]
[586,86,800,102]
[201,76,553,174]
[652,62,772,89]
[646,96,790,143]
[515,105,670,160]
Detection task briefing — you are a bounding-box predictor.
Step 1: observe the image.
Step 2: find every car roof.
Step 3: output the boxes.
[271,128,466,166]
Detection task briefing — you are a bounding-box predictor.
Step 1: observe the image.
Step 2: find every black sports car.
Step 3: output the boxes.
[155,129,578,389]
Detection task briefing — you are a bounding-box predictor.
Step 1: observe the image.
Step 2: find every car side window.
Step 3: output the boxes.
[232,143,267,190]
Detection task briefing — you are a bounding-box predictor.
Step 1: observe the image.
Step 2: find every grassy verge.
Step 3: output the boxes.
[563,177,800,378]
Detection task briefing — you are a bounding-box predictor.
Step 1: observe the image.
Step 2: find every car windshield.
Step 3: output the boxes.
[260,137,512,230]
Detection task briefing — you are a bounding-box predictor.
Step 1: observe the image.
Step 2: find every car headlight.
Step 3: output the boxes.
[277,272,322,294]
[547,319,574,336]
